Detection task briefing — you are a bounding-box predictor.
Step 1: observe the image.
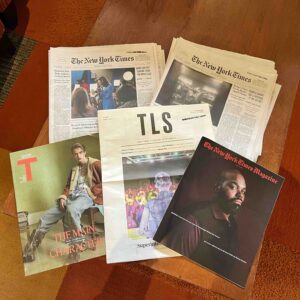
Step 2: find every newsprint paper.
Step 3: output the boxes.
[153,38,280,161]
[98,104,215,263]
[49,43,165,143]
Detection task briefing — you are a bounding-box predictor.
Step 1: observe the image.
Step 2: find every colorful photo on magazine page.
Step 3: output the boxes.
[71,68,137,118]
[154,137,284,287]
[122,151,194,240]
[10,134,105,276]
[155,60,232,126]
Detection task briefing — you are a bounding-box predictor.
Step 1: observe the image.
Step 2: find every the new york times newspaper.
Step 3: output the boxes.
[49,43,165,143]
[153,38,280,161]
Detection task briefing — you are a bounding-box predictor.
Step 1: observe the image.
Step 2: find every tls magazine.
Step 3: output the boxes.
[154,137,284,287]
[98,104,215,263]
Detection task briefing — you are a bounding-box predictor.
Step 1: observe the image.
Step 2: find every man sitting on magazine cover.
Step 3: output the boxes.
[162,168,246,276]
[139,171,174,239]
[23,143,102,263]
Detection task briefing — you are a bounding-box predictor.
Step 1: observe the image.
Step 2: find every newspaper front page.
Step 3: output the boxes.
[153,38,279,161]
[170,38,281,158]
[98,104,215,263]
[49,43,165,143]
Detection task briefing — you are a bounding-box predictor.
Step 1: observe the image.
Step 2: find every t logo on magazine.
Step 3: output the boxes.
[17,156,38,182]
[137,112,173,135]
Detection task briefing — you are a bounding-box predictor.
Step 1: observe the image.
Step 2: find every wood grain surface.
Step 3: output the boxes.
[84,0,300,298]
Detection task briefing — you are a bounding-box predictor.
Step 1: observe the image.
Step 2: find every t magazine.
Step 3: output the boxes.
[10,134,105,275]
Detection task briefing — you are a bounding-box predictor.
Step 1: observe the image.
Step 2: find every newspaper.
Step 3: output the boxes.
[153,38,280,161]
[49,43,165,143]
[98,104,215,263]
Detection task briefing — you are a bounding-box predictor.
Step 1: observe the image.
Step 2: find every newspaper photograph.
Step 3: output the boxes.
[153,38,280,161]
[98,104,215,263]
[71,68,137,118]
[49,43,165,143]
[155,60,232,127]
[123,151,192,240]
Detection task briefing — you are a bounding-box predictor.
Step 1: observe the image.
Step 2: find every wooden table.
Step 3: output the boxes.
[84,1,300,298]
[5,0,300,298]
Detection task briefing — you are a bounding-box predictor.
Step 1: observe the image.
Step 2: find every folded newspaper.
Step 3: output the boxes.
[49,43,165,143]
[152,38,280,161]
[98,104,215,263]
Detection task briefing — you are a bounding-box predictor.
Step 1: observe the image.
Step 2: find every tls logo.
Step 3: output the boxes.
[17,157,38,182]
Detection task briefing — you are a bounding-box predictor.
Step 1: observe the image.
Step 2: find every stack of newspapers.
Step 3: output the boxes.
[49,37,280,161]
[48,43,165,142]
[10,38,284,288]
[153,38,280,161]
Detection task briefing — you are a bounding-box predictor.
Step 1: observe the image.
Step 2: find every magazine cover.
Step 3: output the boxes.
[154,137,284,287]
[10,134,105,275]
[98,104,215,263]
